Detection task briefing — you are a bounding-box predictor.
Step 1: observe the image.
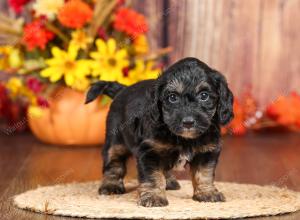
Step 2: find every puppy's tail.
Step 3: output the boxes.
[85,81,126,104]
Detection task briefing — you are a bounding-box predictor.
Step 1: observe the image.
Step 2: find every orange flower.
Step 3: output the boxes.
[266,92,300,127]
[229,99,247,136]
[22,20,54,51]
[58,0,93,29]
[113,7,148,38]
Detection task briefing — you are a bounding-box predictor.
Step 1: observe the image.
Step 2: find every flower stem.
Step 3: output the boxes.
[45,22,69,45]
[88,0,117,39]
[136,47,173,61]
[85,0,117,54]
[0,24,22,36]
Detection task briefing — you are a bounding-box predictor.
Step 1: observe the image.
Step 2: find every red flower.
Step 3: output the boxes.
[113,7,148,38]
[122,67,129,77]
[98,27,108,40]
[8,0,31,14]
[26,77,43,93]
[37,96,49,108]
[58,0,93,29]
[22,20,54,51]
[117,0,126,6]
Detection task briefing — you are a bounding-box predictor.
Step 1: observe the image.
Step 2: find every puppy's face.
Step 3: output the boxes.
[160,73,218,139]
[155,58,233,139]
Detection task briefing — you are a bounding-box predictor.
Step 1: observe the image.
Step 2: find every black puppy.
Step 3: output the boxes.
[86,57,234,207]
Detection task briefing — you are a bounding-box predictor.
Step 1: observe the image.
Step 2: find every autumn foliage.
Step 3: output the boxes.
[266,92,300,128]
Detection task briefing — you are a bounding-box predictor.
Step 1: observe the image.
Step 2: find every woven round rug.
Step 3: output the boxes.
[14,180,300,219]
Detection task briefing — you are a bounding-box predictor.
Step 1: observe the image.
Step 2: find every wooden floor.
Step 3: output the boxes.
[0,132,300,220]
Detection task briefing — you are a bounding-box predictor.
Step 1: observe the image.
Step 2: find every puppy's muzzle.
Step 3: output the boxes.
[182,116,195,129]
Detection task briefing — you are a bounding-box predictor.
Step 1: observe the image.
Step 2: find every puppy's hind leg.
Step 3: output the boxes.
[164,171,180,190]
[99,142,130,195]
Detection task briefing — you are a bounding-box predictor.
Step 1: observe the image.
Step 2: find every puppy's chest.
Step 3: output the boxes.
[171,144,218,171]
[173,152,192,171]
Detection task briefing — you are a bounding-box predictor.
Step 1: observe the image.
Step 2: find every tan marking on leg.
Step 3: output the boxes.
[99,168,126,194]
[138,170,168,207]
[139,170,166,194]
[191,164,225,202]
[192,165,215,193]
[105,145,129,179]
[108,144,129,160]
[99,145,128,195]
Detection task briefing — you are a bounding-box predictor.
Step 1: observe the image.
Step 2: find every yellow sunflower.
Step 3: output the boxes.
[0,46,11,70]
[90,38,129,82]
[0,46,22,70]
[6,77,36,104]
[5,77,23,96]
[28,105,44,119]
[40,45,91,90]
[128,59,161,83]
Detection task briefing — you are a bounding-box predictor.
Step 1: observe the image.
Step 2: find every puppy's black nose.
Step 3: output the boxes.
[182,117,195,129]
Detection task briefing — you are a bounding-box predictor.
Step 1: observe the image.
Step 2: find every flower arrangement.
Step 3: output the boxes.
[223,91,300,136]
[1,0,299,138]
[1,0,170,113]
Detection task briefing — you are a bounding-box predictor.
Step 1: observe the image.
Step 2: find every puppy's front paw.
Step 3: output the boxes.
[138,193,169,207]
[193,190,225,202]
[166,178,181,190]
[99,180,125,195]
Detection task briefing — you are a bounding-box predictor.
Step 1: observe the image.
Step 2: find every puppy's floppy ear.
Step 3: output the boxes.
[146,77,163,124]
[212,71,234,125]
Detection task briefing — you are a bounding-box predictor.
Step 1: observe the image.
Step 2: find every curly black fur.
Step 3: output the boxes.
[86,57,234,207]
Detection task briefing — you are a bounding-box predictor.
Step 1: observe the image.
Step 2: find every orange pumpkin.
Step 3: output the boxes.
[28,87,109,146]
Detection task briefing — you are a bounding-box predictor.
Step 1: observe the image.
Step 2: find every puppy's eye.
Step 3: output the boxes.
[199,91,209,101]
[168,93,179,103]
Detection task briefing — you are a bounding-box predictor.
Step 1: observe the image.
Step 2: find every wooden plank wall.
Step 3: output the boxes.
[131,0,165,50]
[0,1,7,12]
[135,0,300,107]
